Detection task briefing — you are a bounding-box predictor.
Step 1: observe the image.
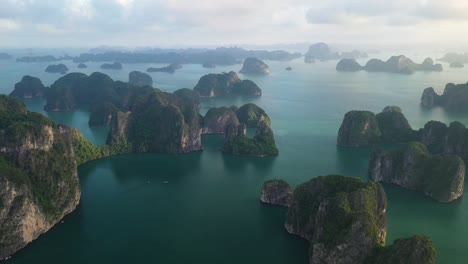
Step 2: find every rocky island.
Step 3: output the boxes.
[0,53,12,60]
[449,62,464,68]
[369,142,465,202]
[100,62,122,70]
[9,76,46,99]
[337,106,417,147]
[77,63,87,69]
[304,43,368,63]
[421,82,468,111]
[239,57,270,75]
[129,71,153,86]
[439,52,468,64]
[147,63,182,73]
[193,71,261,98]
[261,175,436,264]
[0,95,84,259]
[45,64,69,74]
[336,55,443,74]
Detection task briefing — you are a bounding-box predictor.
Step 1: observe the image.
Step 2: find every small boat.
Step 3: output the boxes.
[163,181,169,184]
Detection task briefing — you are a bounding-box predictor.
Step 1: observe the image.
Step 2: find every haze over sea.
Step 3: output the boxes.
[0,51,467,263]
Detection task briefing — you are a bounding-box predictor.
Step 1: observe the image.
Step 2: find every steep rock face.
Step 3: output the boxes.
[421,121,468,163]
[202,107,239,134]
[285,175,387,264]
[239,57,270,75]
[260,179,292,207]
[421,82,468,111]
[223,120,278,157]
[337,111,381,147]
[365,235,436,264]
[375,106,416,143]
[193,72,261,97]
[336,59,362,72]
[236,103,271,128]
[129,71,153,86]
[0,95,80,259]
[420,88,439,108]
[9,76,45,99]
[45,64,68,74]
[368,142,465,202]
[106,90,202,154]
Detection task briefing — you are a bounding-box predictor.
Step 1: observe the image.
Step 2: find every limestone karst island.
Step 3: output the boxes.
[1,1,468,264]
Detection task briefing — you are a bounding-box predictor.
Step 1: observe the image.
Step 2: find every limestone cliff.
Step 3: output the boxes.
[202,107,239,134]
[420,82,468,111]
[260,179,292,207]
[193,72,261,98]
[129,71,153,86]
[285,175,387,264]
[368,142,464,202]
[0,95,80,259]
[9,76,45,99]
[239,57,270,75]
[337,111,381,147]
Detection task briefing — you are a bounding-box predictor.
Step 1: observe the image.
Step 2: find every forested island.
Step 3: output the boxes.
[337,106,466,202]
[336,56,443,74]
[421,82,468,111]
[260,175,436,264]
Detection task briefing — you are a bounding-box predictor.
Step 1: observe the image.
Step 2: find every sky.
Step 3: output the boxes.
[1,0,468,49]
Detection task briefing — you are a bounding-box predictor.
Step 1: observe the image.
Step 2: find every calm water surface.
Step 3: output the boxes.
[0,55,467,263]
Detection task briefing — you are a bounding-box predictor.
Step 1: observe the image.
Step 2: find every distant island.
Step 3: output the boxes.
[337,106,466,202]
[147,63,182,73]
[304,42,368,63]
[17,55,72,62]
[193,71,261,98]
[239,57,270,75]
[261,175,436,264]
[45,63,69,74]
[438,52,468,64]
[9,75,45,99]
[449,62,464,68]
[0,53,12,59]
[421,82,468,111]
[100,62,122,70]
[77,63,87,68]
[336,56,443,74]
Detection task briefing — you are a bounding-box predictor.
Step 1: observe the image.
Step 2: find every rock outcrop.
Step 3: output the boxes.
[223,120,278,157]
[147,63,182,73]
[100,62,122,70]
[77,63,87,69]
[193,71,261,98]
[336,59,362,72]
[129,71,153,86]
[260,179,292,207]
[239,57,270,75]
[0,95,80,259]
[366,235,436,264]
[285,175,387,264]
[45,64,68,74]
[263,175,437,264]
[337,55,443,74]
[337,111,381,147]
[421,121,468,163]
[236,103,270,128]
[337,107,417,147]
[420,82,468,111]
[9,76,45,99]
[369,142,465,202]
[201,107,239,134]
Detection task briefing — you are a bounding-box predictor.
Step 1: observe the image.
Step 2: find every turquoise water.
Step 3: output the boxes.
[1,56,468,263]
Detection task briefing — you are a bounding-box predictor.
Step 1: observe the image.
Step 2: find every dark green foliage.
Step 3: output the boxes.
[376,111,418,143]
[286,175,386,247]
[0,157,29,186]
[71,129,102,165]
[89,102,118,126]
[129,71,152,86]
[193,71,261,97]
[365,235,436,264]
[236,103,270,128]
[10,75,45,99]
[337,111,381,146]
[224,122,278,156]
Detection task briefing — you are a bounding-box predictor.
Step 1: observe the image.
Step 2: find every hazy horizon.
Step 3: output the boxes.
[1,0,468,51]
